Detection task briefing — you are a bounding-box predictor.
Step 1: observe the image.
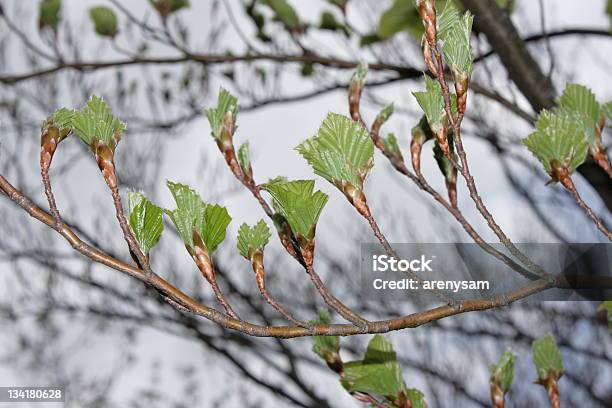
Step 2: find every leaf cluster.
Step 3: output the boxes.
[204,88,238,140]
[237,220,271,259]
[127,192,164,255]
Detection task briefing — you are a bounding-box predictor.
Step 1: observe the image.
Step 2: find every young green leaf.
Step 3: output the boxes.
[341,335,405,398]
[204,88,238,140]
[165,181,231,252]
[523,110,588,175]
[261,179,328,240]
[43,108,75,142]
[39,0,62,31]
[310,309,340,361]
[127,192,164,255]
[383,133,403,160]
[237,142,251,176]
[237,220,271,259]
[378,0,427,40]
[72,95,125,150]
[89,6,118,37]
[433,132,456,180]
[351,61,368,88]
[261,0,301,31]
[319,11,346,33]
[441,11,474,78]
[532,334,564,381]
[413,76,445,133]
[437,0,460,40]
[405,389,427,408]
[558,83,600,146]
[296,112,374,192]
[149,0,190,17]
[490,350,516,392]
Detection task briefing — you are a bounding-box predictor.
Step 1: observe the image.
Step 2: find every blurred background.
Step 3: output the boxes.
[0,0,611,406]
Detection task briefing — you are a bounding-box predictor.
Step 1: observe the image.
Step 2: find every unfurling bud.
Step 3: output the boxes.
[341,182,370,219]
[250,249,266,293]
[421,35,438,76]
[272,213,299,260]
[434,125,450,157]
[590,146,612,175]
[216,112,242,180]
[349,62,368,125]
[416,0,437,45]
[94,141,118,189]
[410,122,428,174]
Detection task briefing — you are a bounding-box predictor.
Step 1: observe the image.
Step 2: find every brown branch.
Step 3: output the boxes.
[0,173,555,337]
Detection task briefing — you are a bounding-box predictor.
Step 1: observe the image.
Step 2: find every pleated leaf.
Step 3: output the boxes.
[383,133,402,159]
[532,334,564,381]
[127,192,164,255]
[523,110,588,174]
[296,112,374,191]
[341,335,405,398]
[165,181,231,252]
[204,88,238,140]
[437,0,461,40]
[490,350,516,392]
[237,142,251,174]
[558,83,600,146]
[413,76,445,132]
[72,95,125,148]
[406,389,427,408]
[89,6,118,37]
[441,11,474,77]
[237,220,271,259]
[261,179,328,239]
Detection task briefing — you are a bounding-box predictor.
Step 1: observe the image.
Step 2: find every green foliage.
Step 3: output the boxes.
[296,112,374,191]
[204,88,238,140]
[39,0,62,31]
[261,0,301,31]
[558,83,600,146]
[237,142,251,175]
[261,179,328,239]
[237,220,271,259]
[603,101,612,123]
[319,11,346,33]
[300,62,314,77]
[43,108,75,141]
[490,350,516,392]
[341,335,406,398]
[413,76,445,133]
[532,334,564,381]
[598,301,612,329]
[165,181,231,252]
[359,32,384,47]
[310,309,340,360]
[377,103,395,124]
[72,95,125,149]
[148,0,190,15]
[383,133,402,159]
[89,6,118,37]
[378,0,428,40]
[351,61,368,88]
[127,192,164,255]
[439,3,474,78]
[405,389,427,408]
[433,133,456,180]
[523,110,588,175]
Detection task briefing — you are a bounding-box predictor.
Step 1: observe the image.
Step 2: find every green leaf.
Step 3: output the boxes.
[296,112,374,191]
[148,0,190,16]
[89,6,118,37]
[39,0,62,31]
[359,32,384,47]
[261,179,328,239]
[599,301,612,329]
[490,350,516,392]
[532,334,564,381]
[558,83,600,147]
[127,192,164,255]
[437,1,461,40]
[319,11,345,32]
[405,389,427,408]
[377,103,395,124]
[523,110,589,175]
[351,61,368,88]
[341,335,405,398]
[433,132,456,180]
[378,0,424,40]
[310,309,340,360]
[237,142,251,175]
[383,133,402,160]
[43,107,75,141]
[261,0,301,30]
[413,76,446,133]
[204,88,238,140]
[237,220,271,259]
[165,181,231,252]
[441,10,474,78]
[72,95,125,149]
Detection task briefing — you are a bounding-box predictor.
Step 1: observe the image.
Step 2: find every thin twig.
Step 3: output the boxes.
[560,175,612,240]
